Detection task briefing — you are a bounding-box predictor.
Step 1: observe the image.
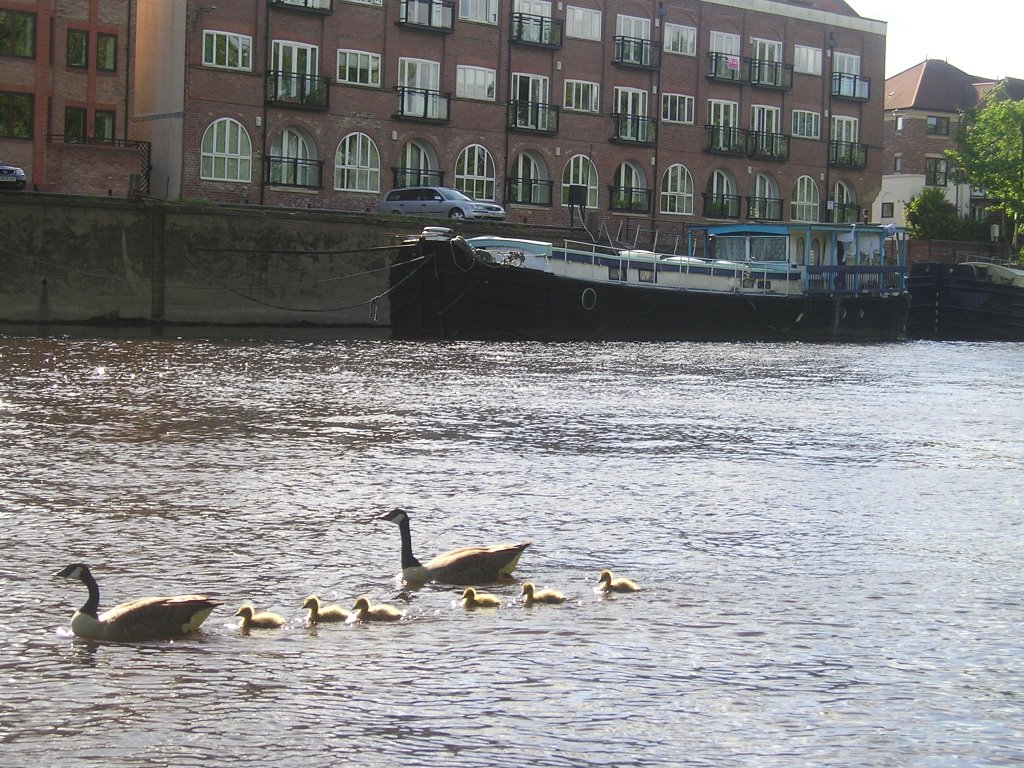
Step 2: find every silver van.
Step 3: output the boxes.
[376,186,506,220]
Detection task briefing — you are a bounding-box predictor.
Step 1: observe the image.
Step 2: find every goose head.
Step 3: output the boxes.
[462,587,478,601]
[377,508,410,525]
[351,596,371,612]
[520,582,535,597]
[54,563,90,582]
[597,570,614,586]
[235,605,256,619]
[302,595,320,611]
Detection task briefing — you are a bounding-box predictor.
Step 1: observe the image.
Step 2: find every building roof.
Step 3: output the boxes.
[885,59,1024,112]
[774,0,861,15]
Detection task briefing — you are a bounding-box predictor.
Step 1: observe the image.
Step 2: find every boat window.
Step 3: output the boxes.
[713,236,746,261]
[608,264,627,281]
[810,238,822,266]
[749,236,787,262]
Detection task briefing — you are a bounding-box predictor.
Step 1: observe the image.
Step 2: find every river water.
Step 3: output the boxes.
[0,330,1021,767]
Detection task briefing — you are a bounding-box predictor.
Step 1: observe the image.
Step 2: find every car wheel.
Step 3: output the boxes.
[448,208,467,219]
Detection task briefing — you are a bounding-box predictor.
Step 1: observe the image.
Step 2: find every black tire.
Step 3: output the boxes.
[448,208,467,219]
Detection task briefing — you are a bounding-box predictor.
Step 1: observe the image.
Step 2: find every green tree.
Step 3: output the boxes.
[903,188,964,240]
[948,86,1024,249]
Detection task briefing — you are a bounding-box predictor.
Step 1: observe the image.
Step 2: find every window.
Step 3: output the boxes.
[64,107,86,142]
[0,92,31,139]
[566,6,601,41]
[398,57,443,119]
[926,116,950,135]
[96,33,116,71]
[562,154,598,207]
[0,10,36,58]
[455,144,496,200]
[563,79,599,112]
[925,157,948,186]
[396,140,438,187]
[459,0,497,23]
[337,49,380,87]
[660,163,693,215]
[893,154,902,173]
[793,44,821,75]
[791,176,819,222]
[832,115,859,143]
[204,31,252,70]
[709,30,740,54]
[895,115,904,132]
[881,202,894,218]
[94,110,115,142]
[201,118,252,182]
[270,127,318,187]
[661,93,694,124]
[456,65,495,100]
[792,109,820,139]
[67,29,87,68]
[663,23,696,56]
[335,132,380,192]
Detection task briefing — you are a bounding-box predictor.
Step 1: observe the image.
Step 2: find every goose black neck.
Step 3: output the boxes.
[396,515,422,569]
[79,568,100,618]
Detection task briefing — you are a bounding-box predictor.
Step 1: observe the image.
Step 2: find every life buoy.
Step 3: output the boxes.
[581,288,597,310]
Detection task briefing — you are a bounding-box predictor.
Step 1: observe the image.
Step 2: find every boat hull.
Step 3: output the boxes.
[391,237,908,342]
[907,262,1024,341]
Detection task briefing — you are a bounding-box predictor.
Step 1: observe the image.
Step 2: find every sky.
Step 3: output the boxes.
[849,0,1020,80]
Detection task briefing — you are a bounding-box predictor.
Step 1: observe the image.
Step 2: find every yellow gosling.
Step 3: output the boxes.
[302,594,350,625]
[460,587,502,609]
[347,595,404,623]
[520,582,566,606]
[595,569,641,594]
[235,604,286,630]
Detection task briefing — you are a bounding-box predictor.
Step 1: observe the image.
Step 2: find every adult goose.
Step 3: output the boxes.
[54,563,221,642]
[378,508,531,586]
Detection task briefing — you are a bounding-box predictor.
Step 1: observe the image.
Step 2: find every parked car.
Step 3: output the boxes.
[0,162,26,190]
[376,186,505,220]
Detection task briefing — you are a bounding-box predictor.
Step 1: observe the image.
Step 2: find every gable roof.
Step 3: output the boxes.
[886,60,1024,112]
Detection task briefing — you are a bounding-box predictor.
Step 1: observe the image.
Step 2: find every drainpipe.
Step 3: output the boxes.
[260,1,269,206]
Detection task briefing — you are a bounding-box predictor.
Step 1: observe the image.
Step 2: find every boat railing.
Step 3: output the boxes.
[806,265,905,296]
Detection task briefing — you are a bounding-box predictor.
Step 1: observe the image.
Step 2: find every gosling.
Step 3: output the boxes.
[346,595,404,623]
[302,594,350,625]
[520,582,566,606]
[235,604,286,630]
[595,569,641,594]
[460,587,502,609]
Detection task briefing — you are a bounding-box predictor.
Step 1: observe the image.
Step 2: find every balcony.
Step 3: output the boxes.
[397,0,455,33]
[613,36,660,70]
[706,52,747,83]
[831,72,870,101]
[748,59,793,90]
[265,72,330,110]
[393,86,450,122]
[829,140,868,169]
[746,196,784,222]
[827,202,860,224]
[392,167,444,188]
[264,156,323,188]
[612,113,657,145]
[748,131,790,161]
[506,178,553,206]
[508,101,559,134]
[609,186,651,213]
[269,0,332,14]
[705,125,747,155]
[510,12,562,48]
[703,193,741,220]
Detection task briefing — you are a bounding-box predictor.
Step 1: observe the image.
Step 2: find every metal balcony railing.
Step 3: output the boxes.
[829,140,868,168]
[392,167,444,188]
[510,12,562,48]
[264,156,323,188]
[613,36,660,69]
[265,71,330,110]
[397,0,455,32]
[269,0,333,14]
[748,59,793,89]
[507,101,559,133]
[608,186,651,213]
[705,125,747,155]
[702,193,742,219]
[831,72,870,101]
[506,178,553,206]
[706,51,747,83]
[746,196,784,221]
[612,113,657,144]
[748,131,790,161]
[393,87,450,121]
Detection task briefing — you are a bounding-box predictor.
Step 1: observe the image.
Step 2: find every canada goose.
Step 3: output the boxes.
[520,582,566,606]
[302,594,349,625]
[346,595,404,623]
[460,587,501,609]
[595,569,641,594]
[378,508,531,585]
[235,604,286,630]
[54,563,221,642]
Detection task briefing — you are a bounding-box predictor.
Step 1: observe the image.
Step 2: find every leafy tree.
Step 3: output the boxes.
[948,86,1024,249]
[903,188,965,240]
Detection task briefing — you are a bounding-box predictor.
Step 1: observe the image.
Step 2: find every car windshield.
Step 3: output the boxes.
[440,188,472,201]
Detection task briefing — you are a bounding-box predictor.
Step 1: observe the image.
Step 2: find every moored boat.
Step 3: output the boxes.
[389,223,909,342]
[906,261,1024,340]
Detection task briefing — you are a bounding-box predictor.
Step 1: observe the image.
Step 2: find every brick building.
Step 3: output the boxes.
[0,0,149,194]
[876,59,1024,229]
[129,0,887,229]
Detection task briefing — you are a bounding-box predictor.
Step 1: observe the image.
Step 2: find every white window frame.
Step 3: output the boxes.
[203,30,252,71]
[334,132,380,192]
[663,23,696,56]
[794,44,822,76]
[616,14,650,40]
[709,30,740,54]
[792,175,819,222]
[661,93,694,124]
[459,0,498,24]
[566,6,601,41]
[456,65,496,100]
[337,49,381,87]
[792,109,820,139]
[200,118,252,182]
[563,79,600,112]
[660,163,694,216]
[455,143,496,200]
[562,154,598,208]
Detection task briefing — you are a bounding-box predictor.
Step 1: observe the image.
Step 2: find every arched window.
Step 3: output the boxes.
[830,180,857,223]
[660,164,694,215]
[750,173,780,220]
[200,118,252,182]
[509,151,551,205]
[334,132,380,192]
[396,141,440,187]
[455,144,496,200]
[705,169,737,218]
[611,161,649,211]
[561,154,597,208]
[791,175,819,222]
[269,127,318,187]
